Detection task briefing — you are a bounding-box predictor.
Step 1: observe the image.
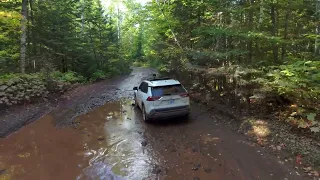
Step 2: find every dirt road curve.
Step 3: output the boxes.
[0,67,305,180]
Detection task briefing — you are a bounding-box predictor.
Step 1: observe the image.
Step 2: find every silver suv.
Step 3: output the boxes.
[133,77,190,122]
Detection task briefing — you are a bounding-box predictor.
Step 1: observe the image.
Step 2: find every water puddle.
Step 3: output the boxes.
[0,100,158,180]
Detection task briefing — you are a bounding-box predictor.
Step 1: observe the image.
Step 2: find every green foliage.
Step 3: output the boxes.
[0,0,21,74]
[306,113,320,133]
[0,71,88,105]
[307,113,317,122]
[90,70,109,82]
[50,71,85,84]
[0,73,47,105]
[0,73,42,82]
[266,60,320,103]
[133,58,161,68]
[119,0,320,134]
[1,0,130,78]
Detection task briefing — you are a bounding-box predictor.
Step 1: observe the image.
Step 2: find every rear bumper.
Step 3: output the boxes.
[148,106,190,119]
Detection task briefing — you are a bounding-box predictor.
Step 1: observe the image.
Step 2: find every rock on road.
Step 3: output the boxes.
[0,67,304,180]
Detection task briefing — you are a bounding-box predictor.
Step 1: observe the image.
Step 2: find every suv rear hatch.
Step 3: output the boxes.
[150,84,189,109]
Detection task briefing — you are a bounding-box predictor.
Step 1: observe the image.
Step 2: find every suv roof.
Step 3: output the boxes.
[147,77,171,81]
[145,78,181,87]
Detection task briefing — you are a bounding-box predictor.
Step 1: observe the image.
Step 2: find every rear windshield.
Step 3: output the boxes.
[151,85,186,96]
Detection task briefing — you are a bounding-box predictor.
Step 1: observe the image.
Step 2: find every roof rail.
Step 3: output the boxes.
[147,77,172,81]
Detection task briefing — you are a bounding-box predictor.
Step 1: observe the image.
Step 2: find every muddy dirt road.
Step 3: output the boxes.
[0,67,305,180]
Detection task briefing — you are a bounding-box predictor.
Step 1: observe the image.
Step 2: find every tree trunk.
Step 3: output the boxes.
[228,36,233,62]
[256,0,264,60]
[315,0,320,55]
[117,2,121,43]
[20,0,28,73]
[81,0,85,34]
[156,0,182,49]
[88,26,98,68]
[258,0,264,28]
[99,28,105,68]
[29,0,37,71]
[282,0,291,60]
[247,0,254,64]
[270,3,278,63]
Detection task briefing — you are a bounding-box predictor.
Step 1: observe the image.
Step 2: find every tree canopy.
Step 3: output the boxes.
[118,0,320,131]
[1,0,319,115]
[1,0,130,78]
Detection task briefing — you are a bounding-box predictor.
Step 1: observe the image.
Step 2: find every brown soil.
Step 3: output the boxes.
[0,67,315,180]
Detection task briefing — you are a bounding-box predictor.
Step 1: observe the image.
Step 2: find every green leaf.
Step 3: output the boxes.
[307,113,316,121]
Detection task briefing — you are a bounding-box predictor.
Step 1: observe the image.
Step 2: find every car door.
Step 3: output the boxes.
[136,82,143,107]
[140,82,149,107]
[138,82,149,107]
[137,82,147,107]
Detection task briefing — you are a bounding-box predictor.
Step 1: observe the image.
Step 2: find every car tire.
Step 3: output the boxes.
[142,105,149,122]
[134,95,139,108]
[182,114,190,121]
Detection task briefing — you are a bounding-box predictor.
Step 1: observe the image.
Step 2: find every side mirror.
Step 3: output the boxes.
[133,87,138,91]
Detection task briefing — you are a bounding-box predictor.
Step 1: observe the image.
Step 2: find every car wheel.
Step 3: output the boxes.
[142,105,149,122]
[134,95,139,108]
[182,113,190,121]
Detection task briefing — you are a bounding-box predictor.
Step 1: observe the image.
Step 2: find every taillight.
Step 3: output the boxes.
[146,96,161,101]
[180,93,189,97]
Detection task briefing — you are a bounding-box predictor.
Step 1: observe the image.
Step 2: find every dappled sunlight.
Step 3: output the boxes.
[0,11,21,19]
[240,119,271,138]
[249,120,270,138]
[251,124,270,138]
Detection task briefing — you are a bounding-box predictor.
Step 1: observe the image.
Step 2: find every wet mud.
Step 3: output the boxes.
[0,100,160,180]
[0,67,307,180]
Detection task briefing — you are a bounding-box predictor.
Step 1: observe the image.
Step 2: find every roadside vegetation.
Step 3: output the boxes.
[123,0,320,132]
[120,0,320,168]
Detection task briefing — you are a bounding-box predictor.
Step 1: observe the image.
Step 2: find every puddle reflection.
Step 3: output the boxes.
[0,100,157,180]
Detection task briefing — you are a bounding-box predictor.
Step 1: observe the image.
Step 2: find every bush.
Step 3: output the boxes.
[90,70,109,82]
[50,71,85,83]
[0,71,86,106]
[266,60,320,107]
[0,65,131,106]
[265,60,320,132]
[0,73,43,81]
[109,59,132,75]
[0,73,48,105]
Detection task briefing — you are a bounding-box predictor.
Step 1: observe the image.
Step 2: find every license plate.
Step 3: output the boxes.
[169,99,175,104]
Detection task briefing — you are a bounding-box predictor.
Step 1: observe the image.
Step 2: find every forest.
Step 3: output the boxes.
[1,0,130,77]
[1,0,130,105]
[0,0,319,132]
[120,0,320,133]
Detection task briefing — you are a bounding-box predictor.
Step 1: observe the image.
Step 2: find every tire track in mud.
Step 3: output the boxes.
[51,67,156,128]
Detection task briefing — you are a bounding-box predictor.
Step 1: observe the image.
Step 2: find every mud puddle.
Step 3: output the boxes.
[0,99,159,180]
